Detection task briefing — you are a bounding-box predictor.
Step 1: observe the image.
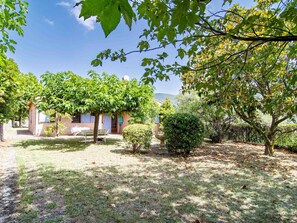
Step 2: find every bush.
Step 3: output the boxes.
[122,124,152,153]
[163,113,204,154]
[227,124,264,143]
[44,122,67,137]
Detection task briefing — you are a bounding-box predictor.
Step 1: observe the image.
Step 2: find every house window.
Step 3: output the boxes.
[38,112,54,123]
[81,114,95,123]
[72,114,81,123]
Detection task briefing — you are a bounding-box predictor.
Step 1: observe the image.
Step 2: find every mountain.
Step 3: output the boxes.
[154,93,177,105]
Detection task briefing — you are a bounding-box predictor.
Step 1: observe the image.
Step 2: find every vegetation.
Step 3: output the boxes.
[0,0,28,65]
[44,122,67,137]
[0,59,22,124]
[176,92,234,143]
[183,36,296,155]
[39,71,84,137]
[79,0,297,83]
[78,0,297,156]
[129,98,159,124]
[228,124,297,152]
[159,97,175,123]
[79,72,153,142]
[122,124,152,153]
[163,113,204,154]
[15,73,41,126]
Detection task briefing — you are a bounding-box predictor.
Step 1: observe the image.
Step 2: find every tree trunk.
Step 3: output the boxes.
[19,110,22,127]
[0,123,4,142]
[264,134,275,156]
[55,113,59,137]
[93,112,100,143]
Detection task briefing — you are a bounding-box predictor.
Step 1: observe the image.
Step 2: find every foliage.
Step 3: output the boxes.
[79,1,297,84]
[44,122,67,137]
[39,71,84,114]
[122,124,152,153]
[159,97,175,122]
[80,71,154,142]
[163,113,204,154]
[0,58,22,123]
[120,77,155,119]
[39,71,84,136]
[129,98,159,124]
[275,132,297,152]
[183,26,297,155]
[14,72,41,125]
[176,91,234,143]
[0,0,28,65]
[227,124,297,152]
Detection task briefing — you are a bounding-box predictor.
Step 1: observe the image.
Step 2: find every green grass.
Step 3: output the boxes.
[13,138,297,222]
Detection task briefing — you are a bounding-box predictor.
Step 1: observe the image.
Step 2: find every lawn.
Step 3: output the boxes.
[12,136,297,223]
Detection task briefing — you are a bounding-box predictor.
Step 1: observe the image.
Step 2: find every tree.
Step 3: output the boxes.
[80,71,154,143]
[129,98,158,124]
[0,59,22,140]
[0,0,28,65]
[14,72,41,127]
[39,71,84,136]
[79,72,124,142]
[182,38,297,155]
[78,0,297,83]
[159,97,175,122]
[121,78,155,124]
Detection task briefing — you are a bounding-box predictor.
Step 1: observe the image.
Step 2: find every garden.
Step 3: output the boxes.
[1,133,296,223]
[1,0,297,222]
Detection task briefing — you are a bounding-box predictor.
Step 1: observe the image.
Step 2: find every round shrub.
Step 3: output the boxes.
[163,113,204,154]
[122,124,152,153]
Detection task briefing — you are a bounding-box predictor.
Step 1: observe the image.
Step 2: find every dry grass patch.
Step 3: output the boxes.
[12,137,297,223]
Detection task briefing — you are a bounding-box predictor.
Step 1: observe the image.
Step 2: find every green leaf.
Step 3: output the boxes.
[100,2,121,37]
[80,0,106,20]
[119,0,136,29]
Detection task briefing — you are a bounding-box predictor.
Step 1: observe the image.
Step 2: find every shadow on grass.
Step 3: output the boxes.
[112,142,297,176]
[16,161,297,223]
[14,137,123,152]
[14,138,89,152]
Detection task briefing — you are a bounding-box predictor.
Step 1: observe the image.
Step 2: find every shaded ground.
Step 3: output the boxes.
[0,128,35,223]
[1,134,297,222]
[0,144,18,223]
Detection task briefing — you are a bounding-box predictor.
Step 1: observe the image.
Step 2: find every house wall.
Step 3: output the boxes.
[117,113,130,133]
[29,102,132,136]
[35,115,104,136]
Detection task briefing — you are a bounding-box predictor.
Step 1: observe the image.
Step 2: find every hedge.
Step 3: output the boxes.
[227,124,297,152]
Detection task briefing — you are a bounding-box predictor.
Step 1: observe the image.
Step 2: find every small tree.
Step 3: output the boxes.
[159,97,175,122]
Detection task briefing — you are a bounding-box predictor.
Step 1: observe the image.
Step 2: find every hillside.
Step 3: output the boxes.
[154,93,177,105]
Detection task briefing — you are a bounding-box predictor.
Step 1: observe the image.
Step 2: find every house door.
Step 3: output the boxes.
[111,115,117,133]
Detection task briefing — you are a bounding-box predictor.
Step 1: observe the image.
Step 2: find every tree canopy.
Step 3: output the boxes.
[0,0,28,65]
[182,34,296,155]
[0,58,22,124]
[79,0,297,83]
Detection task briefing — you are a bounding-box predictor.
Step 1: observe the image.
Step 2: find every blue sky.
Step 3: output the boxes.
[9,0,254,95]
